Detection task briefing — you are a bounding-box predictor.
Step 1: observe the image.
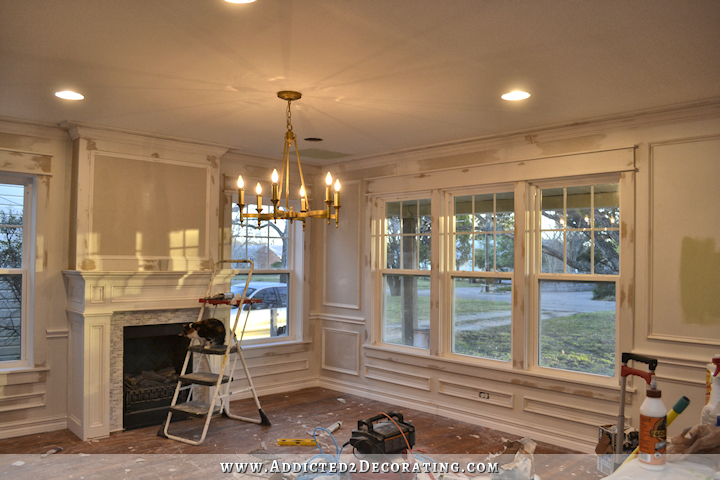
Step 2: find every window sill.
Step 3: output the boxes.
[0,365,50,375]
[364,344,632,395]
[239,338,312,351]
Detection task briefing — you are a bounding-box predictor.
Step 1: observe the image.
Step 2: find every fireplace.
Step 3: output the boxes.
[123,323,191,430]
[64,270,237,440]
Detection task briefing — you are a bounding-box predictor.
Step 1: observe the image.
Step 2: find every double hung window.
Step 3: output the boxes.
[535,183,619,376]
[230,203,291,341]
[373,176,624,380]
[451,192,514,361]
[0,179,31,366]
[382,199,431,349]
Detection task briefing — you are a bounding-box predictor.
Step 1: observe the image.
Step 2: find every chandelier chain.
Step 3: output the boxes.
[286,100,293,131]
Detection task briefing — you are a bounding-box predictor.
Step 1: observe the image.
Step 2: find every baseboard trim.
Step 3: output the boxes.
[317,377,597,453]
[0,415,67,440]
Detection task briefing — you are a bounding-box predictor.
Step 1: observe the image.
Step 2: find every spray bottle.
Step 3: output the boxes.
[701,355,720,426]
[638,375,667,471]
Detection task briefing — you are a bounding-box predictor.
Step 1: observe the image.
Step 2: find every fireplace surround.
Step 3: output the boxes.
[64,270,236,440]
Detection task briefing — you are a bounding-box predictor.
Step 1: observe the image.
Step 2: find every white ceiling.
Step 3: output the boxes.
[1,1,719,165]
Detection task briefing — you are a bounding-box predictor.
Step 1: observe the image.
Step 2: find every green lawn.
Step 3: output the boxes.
[453,311,616,376]
[384,296,510,325]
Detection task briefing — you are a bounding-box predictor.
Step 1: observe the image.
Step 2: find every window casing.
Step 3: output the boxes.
[0,176,33,368]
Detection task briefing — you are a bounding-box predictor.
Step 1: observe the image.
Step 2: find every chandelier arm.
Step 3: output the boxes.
[293,136,308,211]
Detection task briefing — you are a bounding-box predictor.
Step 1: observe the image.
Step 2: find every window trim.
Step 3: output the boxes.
[0,174,35,369]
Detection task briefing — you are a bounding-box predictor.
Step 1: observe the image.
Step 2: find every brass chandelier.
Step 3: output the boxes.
[237,91,340,229]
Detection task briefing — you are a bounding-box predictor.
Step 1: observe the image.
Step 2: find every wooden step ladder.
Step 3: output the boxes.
[158,259,271,446]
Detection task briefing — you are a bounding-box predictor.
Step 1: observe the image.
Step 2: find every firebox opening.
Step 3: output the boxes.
[123,323,192,431]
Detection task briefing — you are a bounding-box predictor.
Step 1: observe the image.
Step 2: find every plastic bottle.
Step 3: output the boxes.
[638,387,667,470]
[701,355,720,426]
[706,355,720,404]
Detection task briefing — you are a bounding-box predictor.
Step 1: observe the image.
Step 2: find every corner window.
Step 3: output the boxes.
[0,180,31,365]
[230,204,291,341]
[536,183,619,377]
[452,192,514,361]
[382,199,431,349]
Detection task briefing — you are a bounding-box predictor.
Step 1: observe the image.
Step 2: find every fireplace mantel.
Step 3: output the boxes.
[63,269,239,440]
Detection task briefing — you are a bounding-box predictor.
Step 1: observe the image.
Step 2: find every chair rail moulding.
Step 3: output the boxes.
[66,124,228,272]
[62,269,238,440]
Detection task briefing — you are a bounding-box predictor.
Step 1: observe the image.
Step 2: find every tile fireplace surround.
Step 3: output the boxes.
[63,270,237,441]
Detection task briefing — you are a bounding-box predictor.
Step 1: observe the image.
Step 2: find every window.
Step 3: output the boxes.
[0,180,30,365]
[452,192,514,361]
[382,199,431,348]
[536,183,619,376]
[230,204,291,341]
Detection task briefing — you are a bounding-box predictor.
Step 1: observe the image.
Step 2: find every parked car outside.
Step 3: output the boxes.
[230,282,288,340]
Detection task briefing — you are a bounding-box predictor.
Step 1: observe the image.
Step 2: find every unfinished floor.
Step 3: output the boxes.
[0,387,604,479]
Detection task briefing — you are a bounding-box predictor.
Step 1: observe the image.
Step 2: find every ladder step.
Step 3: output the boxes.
[179,372,230,386]
[170,401,221,418]
[188,344,238,355]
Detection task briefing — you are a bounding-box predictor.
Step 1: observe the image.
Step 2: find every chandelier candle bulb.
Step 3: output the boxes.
[300,186,307,212]
[325,172,333,202]
[334,179,341,207]
[271,169,279,202]
[255,183,263,214]
[237,175,245,207]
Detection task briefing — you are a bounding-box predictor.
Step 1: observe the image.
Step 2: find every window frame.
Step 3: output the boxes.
[228,194,304,346]
[0,174,35,369]
[444,184,517,364]
[527,172,630,382]
[372,193,434,353]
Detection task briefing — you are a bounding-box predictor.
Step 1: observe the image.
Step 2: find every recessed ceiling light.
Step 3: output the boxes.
[501,90,531,101]
[304,138,323,142]
[55,90,84,100]
[225,0,256,3]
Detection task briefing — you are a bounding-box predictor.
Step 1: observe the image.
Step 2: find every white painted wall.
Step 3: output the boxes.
[313,105,720,452]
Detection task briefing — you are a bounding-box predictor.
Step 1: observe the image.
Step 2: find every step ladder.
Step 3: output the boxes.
[159,259,271,446]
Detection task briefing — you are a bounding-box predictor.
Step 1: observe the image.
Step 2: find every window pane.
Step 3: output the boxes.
[595,231,620,275]
[566,231,591,274]
[474,234,494,272]
[452,278,511,361]
[496,233,514,272]
[268,237,287,268]
[401,201,418,234]
[418,199,431,234]
[419,235,431,270]
[541,231,564,273]
[455,196,473,233]
[230,273,289,340]
[538,280,616,376]
[0,184,24,269]
[382,275,430,349]
[386,236,400,269]
[566,185,592,229]
[455,234,473,271]
[247,238,268,268]
[541,188,564,229]
[474,194,494,232]
[594,184,620,228]
[401,235,418,269]
[0,274,22,362]
[495,192,515,232]
[386,202,401,235]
